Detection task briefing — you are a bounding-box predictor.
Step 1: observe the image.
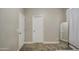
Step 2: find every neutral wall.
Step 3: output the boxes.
[24,8,66,43]
[0,8,24,51]
[69,9,79,48]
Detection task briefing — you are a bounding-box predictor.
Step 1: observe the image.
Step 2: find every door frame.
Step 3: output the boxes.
[32,15,44,43]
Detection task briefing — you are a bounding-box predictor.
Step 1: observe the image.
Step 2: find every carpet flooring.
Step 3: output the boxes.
[20,41,72,51]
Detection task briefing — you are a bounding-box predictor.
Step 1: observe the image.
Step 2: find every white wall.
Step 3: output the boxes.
[24,8,66,43]
[69,8,79,48]
[0,8,24,51]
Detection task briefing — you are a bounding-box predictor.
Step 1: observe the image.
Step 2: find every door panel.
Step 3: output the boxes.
[18,12,25,49]
[32,16,44,43]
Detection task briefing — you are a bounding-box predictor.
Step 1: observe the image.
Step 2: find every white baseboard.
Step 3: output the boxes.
[24,42,33,44]
[60,39,68,42]
[24,41,59,44]
[43,41,59,44]
[69,45,77,50]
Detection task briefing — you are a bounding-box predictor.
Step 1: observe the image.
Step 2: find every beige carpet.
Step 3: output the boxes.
[20,41,72,51]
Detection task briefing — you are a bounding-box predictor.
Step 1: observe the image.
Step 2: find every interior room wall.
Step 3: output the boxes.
[0,8,24,51]
[24,8,66,43]
[69,9,79,49]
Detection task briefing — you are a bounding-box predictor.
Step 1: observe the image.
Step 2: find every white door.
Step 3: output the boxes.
[18,12,25,49]
[32,16,44,43]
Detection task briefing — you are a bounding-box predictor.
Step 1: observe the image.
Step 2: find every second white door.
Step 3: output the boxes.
[18,12,25,49]
[32,16,44,43]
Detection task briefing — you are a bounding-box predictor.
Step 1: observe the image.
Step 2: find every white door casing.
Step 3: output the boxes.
[32,15,44,43]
